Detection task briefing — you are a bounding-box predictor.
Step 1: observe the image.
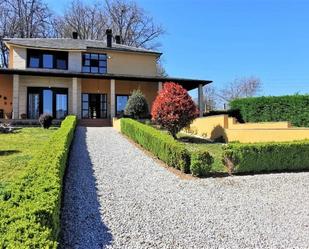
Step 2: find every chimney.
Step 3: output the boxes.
[115,35,121,44]
[106,29,112,47]
[72,32,78,39]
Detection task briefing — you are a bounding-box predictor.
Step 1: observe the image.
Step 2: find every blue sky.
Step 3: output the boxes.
[49,0,309,96]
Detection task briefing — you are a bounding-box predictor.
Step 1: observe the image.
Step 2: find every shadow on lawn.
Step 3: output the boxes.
[60,127,113,249]
[0,150,21,156]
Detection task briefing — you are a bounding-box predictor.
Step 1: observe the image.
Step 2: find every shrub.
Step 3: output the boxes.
[39,113,53,129]
[190,150,214,176]
[230,94,309,127]
[121,118,191,172]
[222,140,309,173]
[124,89,149,119]
[0,115,77,248]
[151,82,199,139]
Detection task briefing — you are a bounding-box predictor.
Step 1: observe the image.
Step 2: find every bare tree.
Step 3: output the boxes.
[0,0,53,67]
[105,0,164,49]
[53,0,108,40]
[218,76,262,103]
[203,85,217,111]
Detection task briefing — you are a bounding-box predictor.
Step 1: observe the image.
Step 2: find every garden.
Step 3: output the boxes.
[0,115,77,248]
[118,83,309,177]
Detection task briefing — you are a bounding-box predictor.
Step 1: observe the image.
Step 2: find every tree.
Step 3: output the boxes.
[105,0,164,50]
[124,89,149,119]
[219,76,262,103]
[203,85,217,111]
[53,0,108,40]
[0,0,54,67]
[151,82,199,139]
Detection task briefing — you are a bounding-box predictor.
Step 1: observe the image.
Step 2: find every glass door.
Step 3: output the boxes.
[43,89,53,115]
[81,93,107,119]
[55,93,68,119]
[28,93,40,119]
[28,87,68,119]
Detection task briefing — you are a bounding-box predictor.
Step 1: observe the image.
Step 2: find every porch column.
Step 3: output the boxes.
[158,81,163,92]
[12,74,20,119]
[72,77,81,118]
[198,83,204,117]
[110,79,115,118]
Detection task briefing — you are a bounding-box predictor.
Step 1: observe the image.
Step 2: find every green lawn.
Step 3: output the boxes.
[178,133,227,173]
[0,128,57,184]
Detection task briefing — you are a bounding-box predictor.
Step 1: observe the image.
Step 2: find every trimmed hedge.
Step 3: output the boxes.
[121,118,191,172]
[0,115,77,248]
[223,140,309,173]
[120,118,215,176]
[230,94,309,127]
[190,150,214,176]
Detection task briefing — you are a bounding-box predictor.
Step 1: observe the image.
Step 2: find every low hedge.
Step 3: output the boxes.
[0,115,77,248]
[230,94,309,127]
[121,118,191,172]
[223,140,309,173]
[121,118,215,176]
[190,150,214,176]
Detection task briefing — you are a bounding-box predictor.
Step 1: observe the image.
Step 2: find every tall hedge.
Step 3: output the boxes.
[230,94,309,127]
[0,115,77,248]
[223,140,309,173]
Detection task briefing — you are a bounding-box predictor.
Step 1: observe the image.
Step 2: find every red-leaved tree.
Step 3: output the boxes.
[151,82,199,139]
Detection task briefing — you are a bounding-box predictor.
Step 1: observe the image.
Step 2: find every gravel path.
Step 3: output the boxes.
[61,127,309,249]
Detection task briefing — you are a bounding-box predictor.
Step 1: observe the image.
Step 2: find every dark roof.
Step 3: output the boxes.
[0,68,212,90]
[4,38,161,56]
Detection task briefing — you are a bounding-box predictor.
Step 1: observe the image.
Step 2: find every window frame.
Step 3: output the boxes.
[82,53,107,74]
[116,94,130,116]
[27,49,68,70]
[27,87,68,119]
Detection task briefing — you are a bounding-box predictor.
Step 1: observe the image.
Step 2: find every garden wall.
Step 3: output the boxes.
[187,115,309,143]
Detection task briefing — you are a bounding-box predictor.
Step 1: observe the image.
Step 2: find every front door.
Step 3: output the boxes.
[89,94,101,118]
[82,93,107,119]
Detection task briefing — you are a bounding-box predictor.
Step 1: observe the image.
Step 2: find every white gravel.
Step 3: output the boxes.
[61,127,309,249]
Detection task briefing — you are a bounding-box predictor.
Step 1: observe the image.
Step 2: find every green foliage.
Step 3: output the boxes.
[190,150,214,176]
[223,140,309,173]
[121,118,191,172]
[230,94,309,127]
[0,115,77,248]
[120,118,216,175]
[124,90,149,119]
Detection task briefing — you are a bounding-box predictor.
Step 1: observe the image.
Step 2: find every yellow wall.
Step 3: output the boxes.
[184,115,228,140]
[187,115,309,143]
[112,117,121,132]
[0,75,13,117]
[8,45,158,77]
[88,49,158,76]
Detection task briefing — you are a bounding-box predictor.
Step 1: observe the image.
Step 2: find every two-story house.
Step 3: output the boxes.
[0,30,211,125]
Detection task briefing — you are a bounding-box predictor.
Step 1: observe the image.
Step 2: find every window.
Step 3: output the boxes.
[27,49,68,70]
[43,54,53,68]
[82,53,107,74]
[116,95,129,115]
[27,87,68,119]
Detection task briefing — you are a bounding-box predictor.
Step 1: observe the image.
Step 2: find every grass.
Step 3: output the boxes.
[178,133,227,173]
[0,127,57,184]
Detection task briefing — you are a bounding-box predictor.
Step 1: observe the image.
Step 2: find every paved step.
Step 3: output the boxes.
[78,119,111,127]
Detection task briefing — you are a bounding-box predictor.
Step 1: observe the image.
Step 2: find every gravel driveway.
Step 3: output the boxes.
[61,127,309,249]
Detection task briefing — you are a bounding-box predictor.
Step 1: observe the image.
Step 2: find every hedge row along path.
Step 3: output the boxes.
[60,127,309,248]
